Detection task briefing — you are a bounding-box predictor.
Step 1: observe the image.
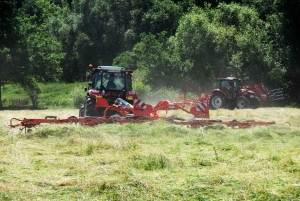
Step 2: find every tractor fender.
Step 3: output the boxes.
[211,89,228,98]
[88,89,101,98]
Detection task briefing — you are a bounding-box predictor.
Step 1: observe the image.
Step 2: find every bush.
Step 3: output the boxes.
[69,86,86,108]
[133,80,151,101]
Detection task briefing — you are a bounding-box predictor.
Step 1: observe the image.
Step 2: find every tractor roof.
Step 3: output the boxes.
[97,66,125,71]
[217,77,240,81]
[94,66,133,73]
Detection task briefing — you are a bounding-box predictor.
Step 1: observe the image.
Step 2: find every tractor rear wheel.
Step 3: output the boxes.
[209,94,226,109]
[236,96,249,109]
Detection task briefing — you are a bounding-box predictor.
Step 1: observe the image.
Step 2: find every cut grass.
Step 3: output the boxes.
[0,108,300,200]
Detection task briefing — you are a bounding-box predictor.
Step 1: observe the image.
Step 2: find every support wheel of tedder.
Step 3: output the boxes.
[209,94,226,109]
[236,96,249,109]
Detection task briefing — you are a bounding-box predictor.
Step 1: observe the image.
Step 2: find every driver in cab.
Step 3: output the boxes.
[106,74,117,89]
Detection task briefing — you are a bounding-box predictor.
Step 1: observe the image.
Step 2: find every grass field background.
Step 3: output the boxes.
[0,107,299,200]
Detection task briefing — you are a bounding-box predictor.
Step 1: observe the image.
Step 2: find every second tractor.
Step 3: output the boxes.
[209,77,284,110]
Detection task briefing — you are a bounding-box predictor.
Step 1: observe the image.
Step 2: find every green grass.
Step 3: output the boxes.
[1,82,87,109]
[1,82,183,109]
[1,108,300,200]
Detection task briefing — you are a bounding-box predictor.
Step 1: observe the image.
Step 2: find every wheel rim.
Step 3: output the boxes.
[212,96,223,108]
[237,100,245,108]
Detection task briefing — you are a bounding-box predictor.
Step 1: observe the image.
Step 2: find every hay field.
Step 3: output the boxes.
[0,107,299,200]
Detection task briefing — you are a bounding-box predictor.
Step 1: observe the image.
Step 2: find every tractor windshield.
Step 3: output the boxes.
[93,71,132,91]
[232,79,241,88]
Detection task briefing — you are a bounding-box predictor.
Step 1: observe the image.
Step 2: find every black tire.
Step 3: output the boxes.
[80,96,123,118]
[68,116,78,124]
[84,96,96,116]
[236,96,249,109]
[79,103,84,117]
[209,94,226,109]
[251,97,261,109]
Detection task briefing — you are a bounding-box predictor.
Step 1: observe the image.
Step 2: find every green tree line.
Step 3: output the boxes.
[1,0,299,108]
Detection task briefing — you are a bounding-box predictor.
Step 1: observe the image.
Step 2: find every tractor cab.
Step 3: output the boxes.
[91,66,133,91]
[80,66,138,117]
[215,77,242,99]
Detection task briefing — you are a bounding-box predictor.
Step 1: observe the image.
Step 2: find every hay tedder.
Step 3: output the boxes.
[8,66,284,133]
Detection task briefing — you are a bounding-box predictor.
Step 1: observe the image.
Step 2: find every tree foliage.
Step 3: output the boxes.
[117,3,284,90]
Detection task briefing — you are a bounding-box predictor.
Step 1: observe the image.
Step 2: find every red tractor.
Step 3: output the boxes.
[79,66,138,117]
[209,77,284,109]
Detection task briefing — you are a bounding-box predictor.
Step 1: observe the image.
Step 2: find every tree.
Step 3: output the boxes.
[169,4,280,88]
[276,0,300,102]
[126,0,183,49]
[116,3,284,94]
[0,0,18,109]
[5,0,65,107]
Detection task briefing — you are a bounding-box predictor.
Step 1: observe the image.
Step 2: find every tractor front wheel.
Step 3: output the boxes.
[79,104,84,117]
[84,96,96,116]
[236,96,249,109]
[209,94,226,109]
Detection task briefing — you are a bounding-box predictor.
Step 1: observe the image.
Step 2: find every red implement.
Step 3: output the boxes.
[8,97,284,133]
